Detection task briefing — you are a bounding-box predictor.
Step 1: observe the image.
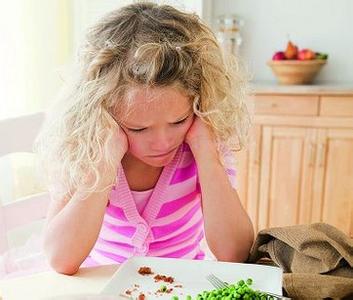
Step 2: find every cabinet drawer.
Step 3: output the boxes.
[320,96,353,117]
[254,95,319,116]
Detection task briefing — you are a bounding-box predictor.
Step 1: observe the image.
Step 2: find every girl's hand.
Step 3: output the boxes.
[111,125,129,160]
[185,116,217,156]
[102,125,129,168]
[96,126,128,189]
[105,110,129,159]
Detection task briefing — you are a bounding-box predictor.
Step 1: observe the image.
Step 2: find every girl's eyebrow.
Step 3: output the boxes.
[122,110,193,128]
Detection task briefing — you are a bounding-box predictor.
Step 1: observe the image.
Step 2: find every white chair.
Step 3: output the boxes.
[0,112,50,255]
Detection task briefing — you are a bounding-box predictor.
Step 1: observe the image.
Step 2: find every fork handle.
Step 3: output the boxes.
[264,291,291,299]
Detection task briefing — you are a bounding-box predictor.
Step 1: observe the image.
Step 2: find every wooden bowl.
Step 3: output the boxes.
[267,60,327,85]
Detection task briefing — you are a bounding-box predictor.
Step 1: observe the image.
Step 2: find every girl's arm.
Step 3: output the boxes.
[186,118,254,262]
[44,187,112,275]
[43,129,128,275]
[193,145,254,262]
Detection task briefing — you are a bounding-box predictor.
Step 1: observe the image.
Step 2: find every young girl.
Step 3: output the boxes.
[36,1,254,275]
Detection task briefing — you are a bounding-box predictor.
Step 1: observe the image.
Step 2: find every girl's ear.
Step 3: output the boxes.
[193,95,200,111]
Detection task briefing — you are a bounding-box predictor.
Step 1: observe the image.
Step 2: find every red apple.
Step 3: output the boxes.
[272,51,286,60]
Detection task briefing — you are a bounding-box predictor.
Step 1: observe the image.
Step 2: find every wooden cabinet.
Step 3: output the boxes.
[258,126,315,229]
[313,128,353,235]
[237,88,353,237]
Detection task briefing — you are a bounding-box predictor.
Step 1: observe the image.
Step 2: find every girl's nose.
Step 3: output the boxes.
[151,129,174,153]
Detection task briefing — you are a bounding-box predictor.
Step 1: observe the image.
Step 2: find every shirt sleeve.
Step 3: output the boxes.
[194,145,238,191]
[219,147,238,190]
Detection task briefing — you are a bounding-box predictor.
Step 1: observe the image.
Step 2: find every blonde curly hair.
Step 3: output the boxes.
[35,2,250,198]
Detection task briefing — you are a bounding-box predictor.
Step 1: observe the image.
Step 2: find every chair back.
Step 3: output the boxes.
[0,112,50,254]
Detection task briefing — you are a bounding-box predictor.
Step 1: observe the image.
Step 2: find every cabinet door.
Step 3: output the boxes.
[312,128,353,237]
[236,125,262,232]
[258,126,316,230]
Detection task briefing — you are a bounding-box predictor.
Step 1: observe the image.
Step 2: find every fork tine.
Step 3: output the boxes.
[210,274,228,288]
[206,273,228,289]
[206,275,222,289]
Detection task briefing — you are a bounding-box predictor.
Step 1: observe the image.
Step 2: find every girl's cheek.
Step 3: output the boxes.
[126,135,136,149]
[126,135,145,153]
[183,117,195,133]
[123,133,134,150]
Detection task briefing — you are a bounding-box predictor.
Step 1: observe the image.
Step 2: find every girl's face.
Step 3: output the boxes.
[116,86,194,167]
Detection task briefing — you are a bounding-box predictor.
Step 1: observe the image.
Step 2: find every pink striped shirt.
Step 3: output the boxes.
[83,143,236,266]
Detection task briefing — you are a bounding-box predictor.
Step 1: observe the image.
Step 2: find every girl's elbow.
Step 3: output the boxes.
[44,246,80,275]
[48,255,80,275]
[210,232,254,263]
[43,239,81,275]
[215,248,250,263]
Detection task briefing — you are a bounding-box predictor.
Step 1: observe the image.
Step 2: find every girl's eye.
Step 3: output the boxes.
[125,116,190,132]
[128,127,146,133]
[173,117,188,125]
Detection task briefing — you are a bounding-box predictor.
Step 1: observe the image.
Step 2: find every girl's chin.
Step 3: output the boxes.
[144,153,176,167]
[140,148,178,167]
[126,146,180,168]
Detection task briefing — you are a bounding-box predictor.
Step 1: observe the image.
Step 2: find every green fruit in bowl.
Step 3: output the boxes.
[315,52,328,60]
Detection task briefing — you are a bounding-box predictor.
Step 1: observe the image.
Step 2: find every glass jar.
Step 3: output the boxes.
[216,15,243,56]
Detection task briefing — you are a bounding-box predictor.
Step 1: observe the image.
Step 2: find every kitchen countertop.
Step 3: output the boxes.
[251,81,353,95]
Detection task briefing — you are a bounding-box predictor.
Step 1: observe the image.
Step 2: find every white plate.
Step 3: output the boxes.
[43,296,117,300]
[100,257,282,299]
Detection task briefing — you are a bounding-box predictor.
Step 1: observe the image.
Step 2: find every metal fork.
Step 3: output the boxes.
[206,273,291,300]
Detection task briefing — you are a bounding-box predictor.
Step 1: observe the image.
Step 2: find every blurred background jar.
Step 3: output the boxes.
[216,15,243,56]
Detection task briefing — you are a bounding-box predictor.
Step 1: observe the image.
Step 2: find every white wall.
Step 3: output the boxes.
[211,0,353,83]
[0,1,73,119]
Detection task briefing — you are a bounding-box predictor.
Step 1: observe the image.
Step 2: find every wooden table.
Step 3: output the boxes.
[0,265,119,300]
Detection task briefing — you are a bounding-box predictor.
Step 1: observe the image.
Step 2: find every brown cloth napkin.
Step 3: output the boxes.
[247,223,353,299]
